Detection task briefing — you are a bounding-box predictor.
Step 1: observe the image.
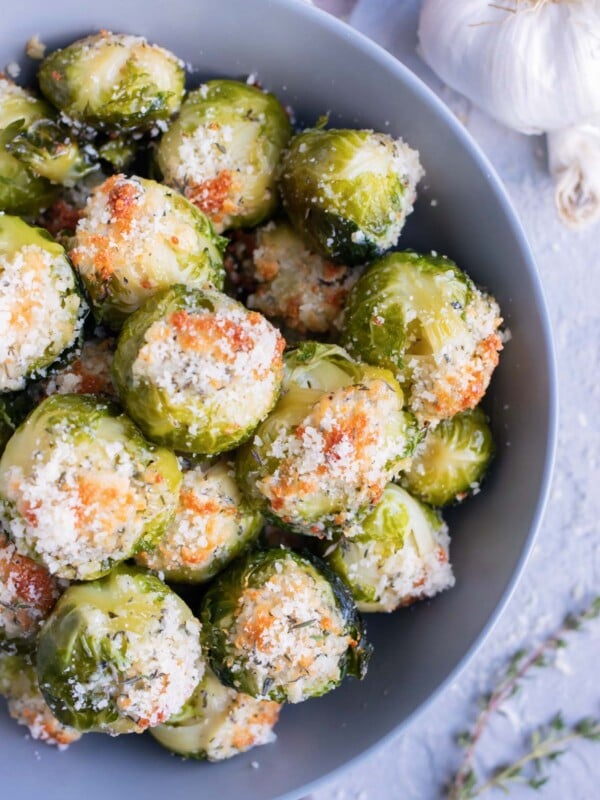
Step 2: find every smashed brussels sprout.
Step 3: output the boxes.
[327,484,454,612]
[37,565,203,734]
[156,80,292,232]
[0,531,64,644]
[0,77,56,214]
[70,174,226,329]
[0,650,81,747]
[136,458,263,583]
[279,128,422,264]
[39,31,185,130]
[0,394,182,580]
[341,250,503,424]
[0,215,87,393]
[201,548,370,703]
[112,286,285,455]
[236,219,358,334]
[150,666,280,761]
[401,407,494,506]
[236,342,420,537]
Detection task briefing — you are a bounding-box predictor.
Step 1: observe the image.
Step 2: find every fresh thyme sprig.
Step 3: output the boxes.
[448,596,600,799]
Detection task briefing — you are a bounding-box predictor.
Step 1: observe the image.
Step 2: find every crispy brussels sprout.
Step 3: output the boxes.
[279,128,423,264]
[70,174,226,329]
[39,31,185,130]
[236,342,420,537]
[36,565,203,734]
[326,484,454,612]
[0,394,182,580]
[0,77,56,214]
[0,531,64,644]
[232,220,358,334]
[341,251,503,424]
[156,80,292,233]
[0,649,81,747]
[136,459,263,584]
[112,286,285,455]
[201,548,370,703]
[0,215,87,392]
[400,407,494,506]
[150,667,280,761]
[39,337,116,398]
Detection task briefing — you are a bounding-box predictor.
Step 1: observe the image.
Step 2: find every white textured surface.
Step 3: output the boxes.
[312,1,600,798]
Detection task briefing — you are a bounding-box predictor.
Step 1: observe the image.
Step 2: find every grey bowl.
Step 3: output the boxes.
[0,1,556,798]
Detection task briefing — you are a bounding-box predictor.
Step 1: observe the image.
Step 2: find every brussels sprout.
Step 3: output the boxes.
[136,459,263,583]
[0,394,182,581]
[150,667,280,760]
[70,174,226,329]
[201,548,370,703]
[279,128,423,264]
[37,565,204,734]
[236,342,420,537]
[38,31,185,130]
[341,251,503,424]
[326,484,454,613]
[39,337,116,398]
[0,649,81,747]
[0,77,56,214]
[97,133,138,170]
[112,286,285,455]
[156,80,292,233]
[400,407,494,506]
[231,219,359,334]
[0,215,87,392]
[0,531,64,645]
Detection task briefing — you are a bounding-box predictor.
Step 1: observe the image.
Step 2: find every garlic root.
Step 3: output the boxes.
[548,124,600,230]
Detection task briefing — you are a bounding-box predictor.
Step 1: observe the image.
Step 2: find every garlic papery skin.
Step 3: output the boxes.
[418,0,600,135]
[548,123,600,228]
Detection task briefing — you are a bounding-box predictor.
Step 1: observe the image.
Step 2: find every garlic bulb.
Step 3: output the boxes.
[548,123,600,228]
[418,0,600,136]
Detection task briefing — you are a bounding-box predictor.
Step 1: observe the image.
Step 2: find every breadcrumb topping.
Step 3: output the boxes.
[230,556,351,703]
[0,244,84,392]
[259,379,408,531]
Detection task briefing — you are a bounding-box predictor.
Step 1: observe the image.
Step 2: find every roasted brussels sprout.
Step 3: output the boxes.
[0,531,63,645]
[326,484,454,612]
[156,80,292,232]
[201,548,370,703]
[39,31,185,130]
[70,174,226,329]
[6,117,97,187]
[400,407,494,506]
[0,77,56,214]
[150,666,280,761]
[0,394,182,581]
[39,337,116,398]
[0,650,81,747]
[341,251,503,424]
[0,215,87,393]
[37,565,204,734]
[232,219,358,334]
[236,342,420,537]
[112,286,285,455]
[136,459,263,584]
[279,128,423,264]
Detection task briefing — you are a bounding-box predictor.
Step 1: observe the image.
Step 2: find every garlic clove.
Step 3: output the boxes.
[548,123,600,230]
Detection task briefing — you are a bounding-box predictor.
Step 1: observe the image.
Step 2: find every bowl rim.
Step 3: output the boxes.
[268,2,558,798]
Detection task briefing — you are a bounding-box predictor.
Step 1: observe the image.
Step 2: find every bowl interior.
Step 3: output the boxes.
[0,2,556,799]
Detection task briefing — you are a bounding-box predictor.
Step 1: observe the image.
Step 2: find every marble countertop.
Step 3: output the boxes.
[310,2,600,798]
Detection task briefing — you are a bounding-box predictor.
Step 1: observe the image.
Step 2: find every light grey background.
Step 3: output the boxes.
[312,2,600,799]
